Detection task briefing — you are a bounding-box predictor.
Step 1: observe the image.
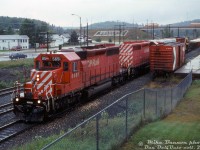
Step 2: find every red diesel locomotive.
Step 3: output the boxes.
[12,42,150,122]
[120,41,150,77]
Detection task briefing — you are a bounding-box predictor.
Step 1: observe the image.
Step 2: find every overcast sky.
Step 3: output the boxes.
[0,0,199,27]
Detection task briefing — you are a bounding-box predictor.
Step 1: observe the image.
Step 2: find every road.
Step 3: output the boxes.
[0,42,115,61]
[0,47,69,61]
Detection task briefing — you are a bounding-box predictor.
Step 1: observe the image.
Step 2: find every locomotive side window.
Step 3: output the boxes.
[63,62,68,71]
[73,62,78,72]
[36,61,40,70]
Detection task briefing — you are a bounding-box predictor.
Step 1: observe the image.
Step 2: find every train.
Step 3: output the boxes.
[12,42,150,122]
[12,37,190,122]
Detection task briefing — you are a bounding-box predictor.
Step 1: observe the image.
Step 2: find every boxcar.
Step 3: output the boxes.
[150,42,186,76]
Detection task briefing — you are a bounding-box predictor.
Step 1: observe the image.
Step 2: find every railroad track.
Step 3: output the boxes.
[0,120,35,144]
[0,102,13,116]
[0,86,23,97]
[0,87,15,97]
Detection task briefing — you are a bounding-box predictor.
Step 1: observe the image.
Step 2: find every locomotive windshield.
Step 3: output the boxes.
[35,56,62,70]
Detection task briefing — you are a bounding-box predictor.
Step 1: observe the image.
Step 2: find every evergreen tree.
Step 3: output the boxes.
[7,26,14,34]
[20,19,35,46]
[70,30,78,44]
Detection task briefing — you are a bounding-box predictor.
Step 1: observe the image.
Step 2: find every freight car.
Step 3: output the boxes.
[150,41,186,78]
[188,38,200,52]
[12,42,150,122]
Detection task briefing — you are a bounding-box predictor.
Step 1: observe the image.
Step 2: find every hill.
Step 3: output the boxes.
[86,19,200,29]
[171,19,200,27]
[0,16,64,34]
[88,21,140,29]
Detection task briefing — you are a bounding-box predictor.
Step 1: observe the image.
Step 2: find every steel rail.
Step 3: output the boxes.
[0,120,35,144]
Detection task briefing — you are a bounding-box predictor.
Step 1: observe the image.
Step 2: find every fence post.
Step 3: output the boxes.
[164,90,166,115]
[156,91,158,117]
[171,88,173,111]
[143,89,146,119]
[125,97,128,141]
[96,114,99,150]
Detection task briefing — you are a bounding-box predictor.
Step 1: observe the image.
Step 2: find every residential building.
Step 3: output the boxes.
[0,35,29,50]
[50,34,70,47]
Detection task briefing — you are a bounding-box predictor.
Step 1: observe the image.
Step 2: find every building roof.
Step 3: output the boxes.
[0,35,29,40]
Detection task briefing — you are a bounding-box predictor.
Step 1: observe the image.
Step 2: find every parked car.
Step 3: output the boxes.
[9,53,27,60]
[10,46,22,51]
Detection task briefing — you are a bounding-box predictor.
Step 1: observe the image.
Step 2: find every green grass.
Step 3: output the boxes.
[0,58,34,68]
[121,80,200,150]
[13,134,63,150]
[0,50,10,52]
[0,59,34,89]
[12,115,128,150]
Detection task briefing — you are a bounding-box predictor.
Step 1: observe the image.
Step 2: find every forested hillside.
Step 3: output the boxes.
[0,16,65,46]
[0,16,64,35]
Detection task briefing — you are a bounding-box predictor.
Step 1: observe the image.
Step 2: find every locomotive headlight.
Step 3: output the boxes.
[36,75,40,81]
[16,97,19,102]
[37,100,41,104]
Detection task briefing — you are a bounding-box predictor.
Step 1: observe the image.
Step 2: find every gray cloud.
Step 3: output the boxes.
[0,0,199,26]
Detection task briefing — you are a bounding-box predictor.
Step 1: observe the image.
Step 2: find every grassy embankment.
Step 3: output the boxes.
[121,80,200,150]
[0,50,10,52]
[0,59,34,89]
[12,77,199,150]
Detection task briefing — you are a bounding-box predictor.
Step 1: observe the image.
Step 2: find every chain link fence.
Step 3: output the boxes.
[42,72,192,150]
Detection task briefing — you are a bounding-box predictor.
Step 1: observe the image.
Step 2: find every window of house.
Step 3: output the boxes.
[72,62,78,72]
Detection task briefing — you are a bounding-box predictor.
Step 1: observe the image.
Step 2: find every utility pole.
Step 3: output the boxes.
[83,27,85,45]
[178,27,180,37]
[114,26,116,44]
[87,22,88,46]
[34,23,37,52]
[40,31,51,52]
[147,20,149,39]
[47,32,49,52]
[72,14,82,46]
[115,23,126,44]
[153,23,155,40]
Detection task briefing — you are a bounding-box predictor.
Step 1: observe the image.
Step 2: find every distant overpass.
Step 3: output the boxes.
[139,26,200,39]
[140,26,200,30]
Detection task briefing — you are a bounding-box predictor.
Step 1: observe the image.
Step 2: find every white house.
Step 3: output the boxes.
[50,34,70,47]
[0,35,29,50]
